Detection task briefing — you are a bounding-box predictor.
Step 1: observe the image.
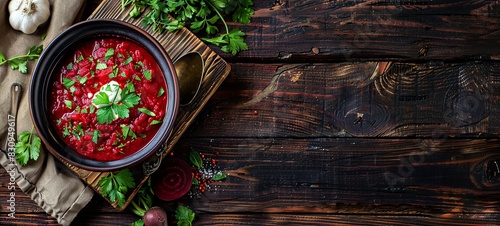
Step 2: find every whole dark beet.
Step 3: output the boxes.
[143,206,168,226]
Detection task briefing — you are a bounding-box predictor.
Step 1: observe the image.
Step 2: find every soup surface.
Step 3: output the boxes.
[49,38,168,161]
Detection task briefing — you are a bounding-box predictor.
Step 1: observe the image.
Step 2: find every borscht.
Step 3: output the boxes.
[49,37,168,161]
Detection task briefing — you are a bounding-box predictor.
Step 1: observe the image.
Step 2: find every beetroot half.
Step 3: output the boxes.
[152,157,193,201]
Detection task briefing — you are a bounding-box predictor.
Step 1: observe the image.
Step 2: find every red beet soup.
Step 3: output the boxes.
[49,37,168,161]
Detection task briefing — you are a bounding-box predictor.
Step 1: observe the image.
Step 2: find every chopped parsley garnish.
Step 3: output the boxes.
[64,100,72,109]
[96,62,108,70]
[62,126,70,137]
[150,120,162,125]
[63,78,76,88]
[77,75,87,84]
[138,107,156,116]
[143,70,152,80]
[92,130,100,144]
[105,48,115,61]
[76,54,84,62]
[157,87,164,97]
[123,56,133,65]
[72,123,84,140]
[121,125,137,139]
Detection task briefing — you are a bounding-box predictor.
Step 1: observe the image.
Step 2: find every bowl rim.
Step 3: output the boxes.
[30,19,179,171]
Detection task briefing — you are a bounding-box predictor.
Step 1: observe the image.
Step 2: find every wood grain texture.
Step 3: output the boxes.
[216,0,500,61]
[170,138,500,215]
[188,62,500,138]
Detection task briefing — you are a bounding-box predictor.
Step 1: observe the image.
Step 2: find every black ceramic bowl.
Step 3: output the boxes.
[30,19,179,171]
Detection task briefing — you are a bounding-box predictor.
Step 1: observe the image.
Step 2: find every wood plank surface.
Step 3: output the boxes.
[190,62,500,138]
[2,0,500,225]
[220,0,500,61]
[171,138,500,214]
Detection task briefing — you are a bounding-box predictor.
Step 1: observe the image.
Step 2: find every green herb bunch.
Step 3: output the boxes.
[99,169,136,207]
[121,0,254,55]
[0,45,43,74]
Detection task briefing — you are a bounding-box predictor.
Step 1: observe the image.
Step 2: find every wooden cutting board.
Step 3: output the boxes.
[61,0,231,210]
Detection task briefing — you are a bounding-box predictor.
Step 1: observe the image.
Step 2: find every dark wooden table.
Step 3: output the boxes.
[3,0,500,225]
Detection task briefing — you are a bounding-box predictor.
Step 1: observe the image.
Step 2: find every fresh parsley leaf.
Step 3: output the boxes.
[233,5,254,25]
[189,150,203,168]
[122,0,254,55]
[122,92,140,108]
[150,119,162,125]
[63,78,76,88]
[96,106,116,124]
[157,87,165,97]
[138,107,156,116]
[192,177,199,185]
[93,82,141,124]
[204,29,248,55]
[77,75,87,84]
[0,45,43,73]
[62,126,70,137]
[212,171,228,181]
[122,125,131,139]
[143,70,152,80]
[105,48,115,61]
[126,82,136,93]
[15,60,28,74]
[92,91,111,107]
[69,86,77,94]
[27,45,43,59]
[128,177,154,218]
[113,104,130,119]
[98,169,136,207]
[175,205,195,226]
[123,56,133,65]
[92,130,100,144]
[14,130,41,166]
[96,62,108,70]
[72,123,84,140]
[76,54,84,62]
[64,100,73,109]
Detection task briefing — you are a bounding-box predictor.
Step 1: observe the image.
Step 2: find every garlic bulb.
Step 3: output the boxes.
[8,0,51,34]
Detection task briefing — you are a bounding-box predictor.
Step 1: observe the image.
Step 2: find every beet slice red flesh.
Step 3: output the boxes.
[152,157,193,201]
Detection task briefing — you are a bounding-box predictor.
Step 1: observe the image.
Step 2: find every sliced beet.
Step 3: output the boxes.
[152,157,193,201]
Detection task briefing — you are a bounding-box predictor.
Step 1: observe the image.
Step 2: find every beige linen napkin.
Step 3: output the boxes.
[0,0,94,225]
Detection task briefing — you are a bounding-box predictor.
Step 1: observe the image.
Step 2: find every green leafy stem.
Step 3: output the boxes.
[0,45,43,74]
[122,0,254,55]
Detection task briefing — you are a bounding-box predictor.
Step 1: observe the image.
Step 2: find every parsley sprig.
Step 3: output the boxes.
[176,205,195,226]
[122,0,254,55]
[93,81,140,124]
[98,169,136,207]
[0,45,43,74]
[14,129,42,166]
